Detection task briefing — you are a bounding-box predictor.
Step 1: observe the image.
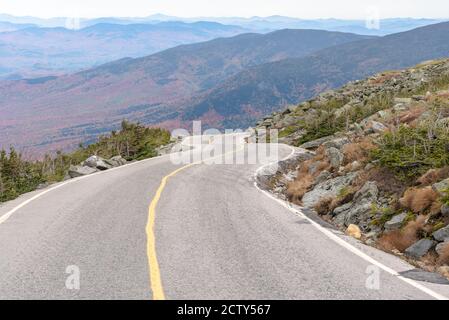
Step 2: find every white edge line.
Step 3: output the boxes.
[0,134,239,225]
[0,151,177,225]
[253,144,449,301]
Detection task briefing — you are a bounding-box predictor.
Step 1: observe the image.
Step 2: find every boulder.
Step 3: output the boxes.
[405,239,436,259]
[432,178,449,196]
[442,205,449,216]
[109,155,127,167]
[393,103,409,112]
[433,225,449,242]
[333,181,378,229]
[300,136,335,150]
[68,165,98,178]
[333,202,353,217]
[302,172,358,208]
[370,121,388,133]
[313,170,331,185]
[384,212,408,231]
[84,156,112,171]
[394,97,412,104]
[346,224,362,240]
[323,137,350,150]
[436,240,449,256]
[325,147,344,169]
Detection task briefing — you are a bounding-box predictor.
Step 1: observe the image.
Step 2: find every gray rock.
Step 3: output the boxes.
[302,172,357,208]
[300,136,335,149]
[68,165,98,178]
[323,137,350,150]
[393,103,408,112]
[433,225,449,242]
[405,239,436,259]
[326,147,344,169]
[432,178,449,196]
[313,170,331,185]
[84,156,112,171]
[436,240,449,256]
[308,161,323,175]
[353,181,378,203]
[333,202,353,216]
[384,212,407,231]
[394,97,412,104]
[333,181,378,229]
[442,205,449,216]
[370,121,388,133]
[109,155,127,167]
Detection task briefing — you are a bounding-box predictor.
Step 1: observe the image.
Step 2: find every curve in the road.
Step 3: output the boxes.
[146,163,198,300]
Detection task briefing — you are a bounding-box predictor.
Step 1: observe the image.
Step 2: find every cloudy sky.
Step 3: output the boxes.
[0,0,448,19]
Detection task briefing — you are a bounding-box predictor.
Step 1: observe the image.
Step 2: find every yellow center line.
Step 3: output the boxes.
[145,142,245,300]
[145,163,197,300]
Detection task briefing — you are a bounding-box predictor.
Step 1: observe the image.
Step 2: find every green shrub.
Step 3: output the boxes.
[0,121,171,203]
[372,124,449,180]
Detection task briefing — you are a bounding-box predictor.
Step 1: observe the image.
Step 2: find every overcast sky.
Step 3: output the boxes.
[1,0,448,19]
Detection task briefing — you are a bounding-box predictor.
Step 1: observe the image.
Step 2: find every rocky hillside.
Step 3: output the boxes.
[257,59,449,278]
[185,22,449,129]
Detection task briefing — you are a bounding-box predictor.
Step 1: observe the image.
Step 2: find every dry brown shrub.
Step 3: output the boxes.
[398,106,426,124]
[313,197,334,215]
[352,167,405,195]
[400,187,439,214]
[342,138,376,165]
[438,244,449,266]
[286,174,313,204]
[378,215,427,252]
[416,167,449,186]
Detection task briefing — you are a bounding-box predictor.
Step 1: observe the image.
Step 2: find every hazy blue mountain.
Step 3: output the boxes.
[0,13,445,35]
[0,29,370,153]
[0,21,247,80]
[182,21,449,127]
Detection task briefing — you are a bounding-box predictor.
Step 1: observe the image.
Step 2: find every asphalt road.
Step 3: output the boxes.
[1,134,449,300]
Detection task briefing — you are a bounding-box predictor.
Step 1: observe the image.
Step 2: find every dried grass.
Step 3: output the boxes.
[438,244,449,266]
[398,106,426,124]
[416,167,449,186]
[286,174,313,204]
[400,187,439,214]
[378,215,427,252]
[342,138,376,165]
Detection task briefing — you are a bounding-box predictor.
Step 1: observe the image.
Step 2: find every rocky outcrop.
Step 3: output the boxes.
[433,225,449,242]
[333,181,379,230]
[254,59,449,277]
[256,147,313,194]
[68,155,128,179]
[302,172,358,208]
[68,165,98,178]
[83,156,113,171]
[405,239,436,259]
[384,212,408,231]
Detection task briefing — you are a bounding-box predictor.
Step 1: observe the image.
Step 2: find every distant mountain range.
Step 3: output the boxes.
[0,29,371,154]
[182,22,449,127]
[0,13,445,35]
[1,22,449,157]
[0,21,247,80]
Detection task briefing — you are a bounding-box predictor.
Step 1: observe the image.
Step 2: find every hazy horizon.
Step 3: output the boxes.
[0,0,448,20]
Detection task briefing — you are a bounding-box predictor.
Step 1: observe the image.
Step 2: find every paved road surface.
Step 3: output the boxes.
[0,134,449,299]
